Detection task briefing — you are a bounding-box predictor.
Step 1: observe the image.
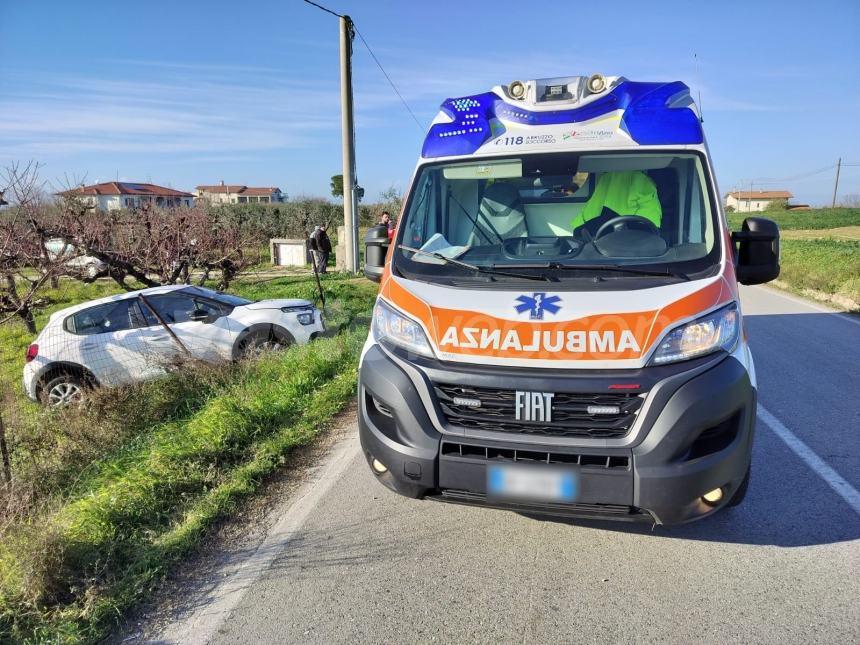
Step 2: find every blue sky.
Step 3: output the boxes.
[1,0,858,205]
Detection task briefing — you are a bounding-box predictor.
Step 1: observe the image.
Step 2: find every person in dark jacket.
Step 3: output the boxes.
[311,224,332,274]
[380,211,395,241]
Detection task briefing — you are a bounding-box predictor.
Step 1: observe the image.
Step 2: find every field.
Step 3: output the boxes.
[728,208,860,310]
[0,272,378,642]
[727,207,860,231]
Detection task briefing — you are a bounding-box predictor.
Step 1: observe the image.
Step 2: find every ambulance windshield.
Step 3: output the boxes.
[394,152,720,285]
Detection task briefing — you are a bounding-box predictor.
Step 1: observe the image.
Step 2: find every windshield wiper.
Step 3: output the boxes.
[492,261,690,281]
[399,245,550,282]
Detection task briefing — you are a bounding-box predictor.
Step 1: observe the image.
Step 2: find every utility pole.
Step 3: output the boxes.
[832,157,842,208]
[339,14,359,273]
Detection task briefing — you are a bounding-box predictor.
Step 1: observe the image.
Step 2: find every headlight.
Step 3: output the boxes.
[372,299,434,357]
[650,303,739,365]
[282,305,316,325]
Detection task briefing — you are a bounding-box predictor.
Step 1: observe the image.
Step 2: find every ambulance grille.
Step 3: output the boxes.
[434,384,644,438]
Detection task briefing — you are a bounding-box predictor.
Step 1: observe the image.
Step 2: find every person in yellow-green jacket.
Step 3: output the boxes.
[570,170,662,235]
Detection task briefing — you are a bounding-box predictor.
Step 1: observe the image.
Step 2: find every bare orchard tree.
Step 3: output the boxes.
[48,194,262,291]
[185,208,264,290]
[0,163,67,333]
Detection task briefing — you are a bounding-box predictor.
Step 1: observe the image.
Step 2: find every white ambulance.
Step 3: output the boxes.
[359,74,779,525]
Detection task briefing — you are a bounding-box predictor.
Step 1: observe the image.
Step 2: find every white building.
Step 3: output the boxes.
[725,190,793,212]
[195,182,285,204]
[58,182,193,211]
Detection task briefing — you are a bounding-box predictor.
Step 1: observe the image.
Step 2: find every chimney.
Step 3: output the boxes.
[220,179,225,186]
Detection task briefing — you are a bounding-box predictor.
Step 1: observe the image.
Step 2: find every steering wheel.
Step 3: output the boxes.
[594,215,660,240]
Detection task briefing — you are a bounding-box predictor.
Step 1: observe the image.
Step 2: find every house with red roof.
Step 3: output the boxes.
[725,190,793,213]
[57,182,193,211]
[195,181,285,204]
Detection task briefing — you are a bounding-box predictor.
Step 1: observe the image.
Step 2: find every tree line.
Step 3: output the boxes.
[0,163,402,334]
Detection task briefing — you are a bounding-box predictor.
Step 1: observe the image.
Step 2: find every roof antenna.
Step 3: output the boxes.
[694,52,704,123]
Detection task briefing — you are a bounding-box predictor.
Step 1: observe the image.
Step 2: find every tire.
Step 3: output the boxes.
[40,373,87,407]
[727,463,751,507]
[236,330,290,359]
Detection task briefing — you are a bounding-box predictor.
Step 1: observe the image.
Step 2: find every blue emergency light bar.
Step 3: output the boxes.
[421,80,704,159]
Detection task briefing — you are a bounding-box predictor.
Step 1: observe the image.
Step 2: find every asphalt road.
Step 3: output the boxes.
[150,286,860,645]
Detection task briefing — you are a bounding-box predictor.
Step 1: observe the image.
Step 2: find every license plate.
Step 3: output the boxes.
[487,464,577,503]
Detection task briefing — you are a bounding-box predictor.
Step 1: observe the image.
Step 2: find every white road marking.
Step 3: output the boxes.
[156,434,362,645]
[754,285,860,328]
[758,404,860,515]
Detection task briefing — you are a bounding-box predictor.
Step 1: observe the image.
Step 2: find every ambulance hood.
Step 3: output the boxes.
[379,273,736,370]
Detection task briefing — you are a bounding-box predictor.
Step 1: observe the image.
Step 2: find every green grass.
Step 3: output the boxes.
[726,208,860,308]
[728,207,860,231]
[0,272,378,642]
[0,331,368,642]
[778,238,860,306]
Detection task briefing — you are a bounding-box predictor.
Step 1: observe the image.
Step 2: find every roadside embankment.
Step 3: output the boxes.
[0,275,376,643]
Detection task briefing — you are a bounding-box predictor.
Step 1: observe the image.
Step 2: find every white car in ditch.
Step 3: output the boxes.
[23,285,325,405]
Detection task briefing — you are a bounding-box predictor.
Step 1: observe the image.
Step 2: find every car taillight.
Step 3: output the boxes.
[26,344,38,362]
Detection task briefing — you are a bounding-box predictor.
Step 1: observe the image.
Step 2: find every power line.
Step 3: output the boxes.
[302,0,423,132]
[302,0,342,18]
[750,164,836,184]
[353,26,424,132]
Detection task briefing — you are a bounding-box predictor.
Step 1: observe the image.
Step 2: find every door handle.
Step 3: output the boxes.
[81,343,97,350]
[143,335,170,342]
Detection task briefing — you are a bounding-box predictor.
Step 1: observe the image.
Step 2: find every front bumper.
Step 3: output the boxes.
[291,309,326,344]
[358,344,756,525]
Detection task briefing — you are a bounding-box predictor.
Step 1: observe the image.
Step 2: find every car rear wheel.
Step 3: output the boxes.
[41,373,87,407]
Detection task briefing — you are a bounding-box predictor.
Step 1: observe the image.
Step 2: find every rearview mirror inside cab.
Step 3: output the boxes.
[364,224,390,283]
[732,217,780,285]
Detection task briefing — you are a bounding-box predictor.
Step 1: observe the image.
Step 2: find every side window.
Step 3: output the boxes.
[145,294,198,324]
[404,170,436,247]
[130,299,159,328]
[192,297,226,317]
[144,294,225,324]
[66,300,138,335]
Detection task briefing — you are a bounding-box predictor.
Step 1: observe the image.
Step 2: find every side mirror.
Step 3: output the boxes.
[364,224,390,283]
[732,217,780,285]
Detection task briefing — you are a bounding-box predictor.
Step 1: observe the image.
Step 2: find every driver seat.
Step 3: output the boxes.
[473,182,528,244]
[571,171,662,235]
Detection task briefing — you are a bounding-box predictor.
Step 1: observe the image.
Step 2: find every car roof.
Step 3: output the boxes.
[48,284,195,321]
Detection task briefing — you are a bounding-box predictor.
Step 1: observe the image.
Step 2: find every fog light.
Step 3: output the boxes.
[702,487,724,505]
[371,458,388,474]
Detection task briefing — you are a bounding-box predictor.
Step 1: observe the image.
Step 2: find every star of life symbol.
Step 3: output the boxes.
[514,293,562,320]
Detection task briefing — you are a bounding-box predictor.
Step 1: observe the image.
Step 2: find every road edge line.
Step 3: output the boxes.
[756,285,860,328]
[758,404,860,515]
[156,433,362,644]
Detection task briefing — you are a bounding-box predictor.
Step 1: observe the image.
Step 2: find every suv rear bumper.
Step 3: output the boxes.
[358,344,756,526]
